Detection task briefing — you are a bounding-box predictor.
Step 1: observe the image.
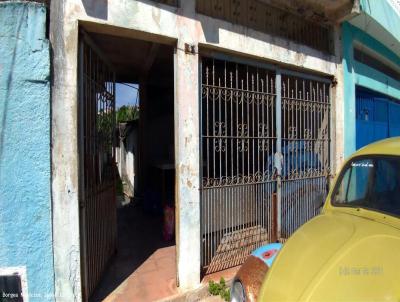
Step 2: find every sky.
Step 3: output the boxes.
[115,83,139,108]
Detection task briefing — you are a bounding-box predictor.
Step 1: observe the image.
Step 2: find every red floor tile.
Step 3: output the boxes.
[99,246,178,302]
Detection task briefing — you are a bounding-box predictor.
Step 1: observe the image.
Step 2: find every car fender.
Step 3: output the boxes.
[232,243,282,302]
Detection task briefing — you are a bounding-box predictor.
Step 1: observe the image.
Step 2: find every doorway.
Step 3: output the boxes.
[78,29,177,302]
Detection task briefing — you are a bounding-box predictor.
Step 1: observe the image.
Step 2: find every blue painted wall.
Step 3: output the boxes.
[342,21,400,157]
[360,0,400,44]
[0,2,54,301]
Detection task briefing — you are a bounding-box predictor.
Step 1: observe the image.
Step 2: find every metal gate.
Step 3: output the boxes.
[200,57,331,274]
[78,33,117,299]
[356,87,400,150]
[280,74,331,238]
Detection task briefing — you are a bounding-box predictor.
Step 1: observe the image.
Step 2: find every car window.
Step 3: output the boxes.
[334,159,373,204]
[374,159,397,193]
[333,157,400,216]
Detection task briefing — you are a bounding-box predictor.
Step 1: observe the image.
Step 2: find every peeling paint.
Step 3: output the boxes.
[53,0,344,295]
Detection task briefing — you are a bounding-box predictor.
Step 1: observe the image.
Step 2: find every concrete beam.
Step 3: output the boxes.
[260,0,356,24]
[66,0,338,76]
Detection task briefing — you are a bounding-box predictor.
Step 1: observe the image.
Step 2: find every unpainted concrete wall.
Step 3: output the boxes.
[0,2,54,301]
[51,0,345,298]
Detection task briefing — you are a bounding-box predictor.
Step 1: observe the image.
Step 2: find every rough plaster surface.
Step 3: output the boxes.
[50,0,82,301]
[52,0,345,296]
[174,40,201,290]
[0,2,54,301]
[332,26,345,172]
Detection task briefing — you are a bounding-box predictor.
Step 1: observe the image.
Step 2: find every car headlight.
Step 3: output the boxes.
[231,280,245,302]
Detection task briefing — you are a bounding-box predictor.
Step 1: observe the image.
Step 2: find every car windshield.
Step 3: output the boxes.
[332,156,400,216]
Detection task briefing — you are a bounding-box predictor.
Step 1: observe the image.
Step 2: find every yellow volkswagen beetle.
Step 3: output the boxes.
[231,138,400,302]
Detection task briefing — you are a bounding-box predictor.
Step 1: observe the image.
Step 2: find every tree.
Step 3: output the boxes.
[116,105,139,123]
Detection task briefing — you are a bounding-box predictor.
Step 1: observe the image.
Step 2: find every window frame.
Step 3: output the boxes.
[331,154,400,218]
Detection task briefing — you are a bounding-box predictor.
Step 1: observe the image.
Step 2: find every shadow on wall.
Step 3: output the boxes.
[82,0,108,20]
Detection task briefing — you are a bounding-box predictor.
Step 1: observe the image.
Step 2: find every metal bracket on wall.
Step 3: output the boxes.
[184,43,196,55]
[331,76,338,87]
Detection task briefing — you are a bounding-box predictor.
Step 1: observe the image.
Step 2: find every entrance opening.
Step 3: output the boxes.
[78,29,177,302]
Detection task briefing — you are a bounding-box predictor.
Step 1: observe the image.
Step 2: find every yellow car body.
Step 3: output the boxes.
[257,138,400,301]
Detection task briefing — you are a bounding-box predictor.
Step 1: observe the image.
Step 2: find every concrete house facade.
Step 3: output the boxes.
[1,0,399,301]
[50,0,351,300]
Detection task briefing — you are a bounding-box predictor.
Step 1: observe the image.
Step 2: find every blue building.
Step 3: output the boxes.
[343,0,400,156]
[0,1,54,301]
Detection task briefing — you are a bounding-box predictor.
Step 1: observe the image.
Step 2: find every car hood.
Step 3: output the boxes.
[258,211,400,302]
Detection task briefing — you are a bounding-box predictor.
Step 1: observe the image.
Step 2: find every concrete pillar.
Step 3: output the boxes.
[332,24,345,172]
[50,2,82,301]
[174,39,201,289]
[342,22,356,159]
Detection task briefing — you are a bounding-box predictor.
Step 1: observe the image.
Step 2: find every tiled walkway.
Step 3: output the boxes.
[96,245,239,302]
[90,201,241,302]
[90,202,177,302]
[101,246,178,302]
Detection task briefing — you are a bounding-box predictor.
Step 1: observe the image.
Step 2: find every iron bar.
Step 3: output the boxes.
[200,56,331,274]
[79,37,117,297]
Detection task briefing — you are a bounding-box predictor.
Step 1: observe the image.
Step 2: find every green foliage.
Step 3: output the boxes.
[116,105,139,123]
[97,108,114,153]
[208,277,230,301]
